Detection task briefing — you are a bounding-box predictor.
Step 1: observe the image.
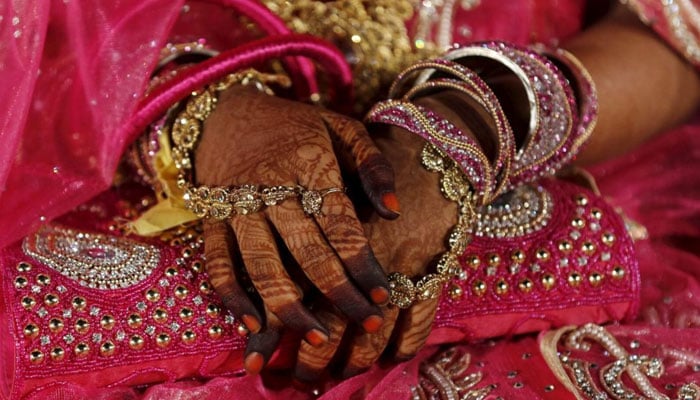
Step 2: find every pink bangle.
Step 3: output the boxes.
[437,42,579,187]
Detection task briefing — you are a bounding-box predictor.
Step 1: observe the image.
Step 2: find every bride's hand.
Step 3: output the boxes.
[194,86,399,373]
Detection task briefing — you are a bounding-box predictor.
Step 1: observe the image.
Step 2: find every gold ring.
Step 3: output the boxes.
[299,187,345,216]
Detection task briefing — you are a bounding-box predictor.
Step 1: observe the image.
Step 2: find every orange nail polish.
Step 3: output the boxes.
[305,329,329,346]
[244,352,265,375]
[370,287,389,304]
[381,193,401,214]
[362,315,383,333]
[242,314,261,333]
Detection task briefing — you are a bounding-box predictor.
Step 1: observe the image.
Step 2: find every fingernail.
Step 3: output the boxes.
[244,352,265,375]
[362,315,383,333]
[242,314,261,334]
[370,287,389,305]
[381,193,401,214]
[305,329,329,346]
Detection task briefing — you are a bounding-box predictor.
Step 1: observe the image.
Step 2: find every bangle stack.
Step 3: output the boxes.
[367,41,598,308]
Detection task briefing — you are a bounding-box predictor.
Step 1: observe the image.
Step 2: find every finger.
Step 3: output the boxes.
[321,112,400,219]
[341,304,400,378]
[314,193,390,305]
[203,220,263,333]
[266,202,384,333]
[392,297,440,360]
[294,308,348,382]
[244,308,283,375]
[230,212,328,345]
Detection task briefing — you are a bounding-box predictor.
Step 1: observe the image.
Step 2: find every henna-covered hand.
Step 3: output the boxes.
[195,86,399,373]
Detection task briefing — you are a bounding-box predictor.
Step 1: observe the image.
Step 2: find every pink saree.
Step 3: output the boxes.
[2,0,700,399]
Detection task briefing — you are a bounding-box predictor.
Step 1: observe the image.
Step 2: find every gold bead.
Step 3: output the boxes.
[165,267,178,277]
[472,280,487,297]
[24,323,39,338]
[181,330,197,344]
[170,238,183,247]
[558,240,573,252]
[129,335,145,350]
[590,208,603,220]
[575,194,588,206]
[581,242,596,254]
[75,318,90,334]
[611,266,626,280]
[49,318,64,333]
[208,325,223,339]
[535,249,550,261]
[153,308,168,324]
[518,279,534,293]
[602,232,616,246]
[128,313,143,328]
[179,308,194,322]
[511,250,525,263]
[72,296,87,311]
[156,333,171,347]
[174,285,189,299]
[236,324,249,337]
[50,347,65,361]
[145,288,160,302]
[448,282,464,299]
[191,260,204,273]
[36,274,51,286]
[100,315,115,330]
[17,261,32,272]
[488,254,501,267]
[466,255,481,269]
[568,273,583,287]
[44,293,59,307]
[495,279,509,295]
[589,272,604,287]
[21,296,36,310]
[29,349,44,364]
[199,281,212,294]
[74,343,90,357]
[541,274,556,290]
[14,276,28,289]
[206,304,220,318]
[100,341,116,356]
[571,218,585,229]
[181,247,194,259]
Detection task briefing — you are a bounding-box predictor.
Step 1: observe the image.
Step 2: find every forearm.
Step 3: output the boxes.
[565,4,700,164]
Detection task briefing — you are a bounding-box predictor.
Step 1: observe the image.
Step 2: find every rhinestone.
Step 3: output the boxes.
[488,254,501,266]
[495,279,509,295]
[145,325,156,336]
[24,323,39,338]
[37,307,48,317]
[36,274,51,286]
[146,289,160,302]
[199,281,212,294]
[63,334,75,344]
[40,335,50,345]
[44,293,59,307]
[535,249,550,261]
[518,279,533,293]
[192,295,203,305]
[72,297,86,311]
[179,308,194,322]
[156,333,171,347]
[511,250,525,263]
[29,349,44,364]
[153,308,168,324]
[62,309,72,318]
[466,255,480,269]
[74,343,90,357]
[575,194,588,206]
[571,218,585,229]
[100,315,115,330]
[611,266,626,280]
[541,274,556,290]
[88,306,100,316]
[165,297,175,307]
[568,273,583,287]
[128,314,143,328]
[590,209,603,220]
[601,252,611,262]
[237,323,250,337]
[181,330,196,344]
[448,282,464,299]
[129,335,145,350]
[589,272,603,287]
[174,285,189,299]
[115,330,126,341]
[17,261,32,272]
[49,318,64,333]
[170,322,181,332]
[602,232,615,246]
[15,276,28,289]
[75,318,90,334]
[56,285,67,293]
[191,260,204,273]
[570,231,582,240]
[50,347,65,361]
[136,302,147,312]
[208,325,223,339]
[22,296,37,310]
[165,267,178,277]
[100,341,116,356]
[159,278,169,287]
[630,340,640,349]
[472,280,487,296]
